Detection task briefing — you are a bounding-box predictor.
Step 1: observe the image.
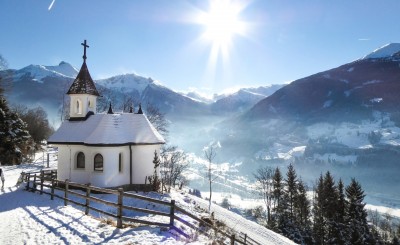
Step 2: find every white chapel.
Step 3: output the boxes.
[48,40,165,188]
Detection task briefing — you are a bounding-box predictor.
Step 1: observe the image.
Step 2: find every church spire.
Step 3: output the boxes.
[67,40,99,120]
[67,40,99,96]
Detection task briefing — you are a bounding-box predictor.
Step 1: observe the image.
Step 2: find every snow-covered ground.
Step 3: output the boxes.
[0,153,294,244]
[0,162,204,244]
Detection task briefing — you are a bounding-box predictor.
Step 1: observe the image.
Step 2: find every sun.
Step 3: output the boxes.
[198,0,246,49]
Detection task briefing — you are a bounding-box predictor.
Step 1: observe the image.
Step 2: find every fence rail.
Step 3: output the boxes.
[21,170,261,245]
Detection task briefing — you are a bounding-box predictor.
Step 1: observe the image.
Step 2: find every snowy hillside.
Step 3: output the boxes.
[362,43,400,60]
[0,154,294,244]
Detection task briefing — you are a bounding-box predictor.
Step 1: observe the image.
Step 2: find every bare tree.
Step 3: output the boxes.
[203,141,220,212]
[145,103,169,139]
[96,86,118,113]
[160,145,189,192]
[0,54,11,96]
[0,54,7,71]
[121,94,139,112]
[12,105,54,148]
[254,166,274,223]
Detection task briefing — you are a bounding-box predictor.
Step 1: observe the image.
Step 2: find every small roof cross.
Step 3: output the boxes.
[81,40,89,62]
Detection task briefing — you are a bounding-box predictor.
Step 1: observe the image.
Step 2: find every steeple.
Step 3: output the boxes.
[67,40,99,96]
[67,40,99,120]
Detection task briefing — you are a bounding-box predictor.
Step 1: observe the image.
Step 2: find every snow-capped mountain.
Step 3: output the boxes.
[180,91,214,104]
[3,61,283,125]
[209,44,400,198]
[15,61,78,82]
[361,43,400,60]
[211,89,268,115]
[96,73,155,96]
[244,44,400,123]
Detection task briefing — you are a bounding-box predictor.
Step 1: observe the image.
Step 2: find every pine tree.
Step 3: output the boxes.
[285,163,297,223]
[273,167,283,212]
[0,97,33,164]
[345,178,372,245]
[147,151,161,192]
[270,167,283,231]
[295,180,310,227]
[333,179,348,245]
[323,171,339,245]
[295,179,313,244]
[392,236,400,245]
[313,174,326,245]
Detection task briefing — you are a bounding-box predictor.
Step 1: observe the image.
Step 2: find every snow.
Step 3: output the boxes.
[370,98,383,103]
[256,144,306,161]
[45,61,79,78]
[363,80,382,85]
[96,74,153,96]
[0,159,203,244]
[323,100,333,108]
[312,153,357,164]
[171,191,295,245]
[306,115,400,148]
[15,62,78,82]
[362,43,400,59]
[347,67,354,72]
[0,152,294,244]
[48,113,165,145]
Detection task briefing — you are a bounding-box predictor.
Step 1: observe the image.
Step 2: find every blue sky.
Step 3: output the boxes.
[1,0,400,94]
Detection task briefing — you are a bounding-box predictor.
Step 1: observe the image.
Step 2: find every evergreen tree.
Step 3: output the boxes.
[295,180,310,227]
[271,167,283,231]
[392,236,400,245]
[147,151,161,191]
[0,97,33,164]
[345,178,372,245]
[313,174,326,245]
[323,171,339,245]
[285,163,298,223]
[333,179,348,245]
[295,180,313,244]
[273,167,283,211]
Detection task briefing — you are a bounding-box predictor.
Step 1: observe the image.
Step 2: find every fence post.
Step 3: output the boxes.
[117,188,123,228]
[169,200,175,227]
[244,233,247,243]
[26,173,30,191]
[64,179,69,206]
[230,234,235,245]
[33,173,37,192]
[51,178,55,200]
[40,170,44,195]
[85,183,91,215]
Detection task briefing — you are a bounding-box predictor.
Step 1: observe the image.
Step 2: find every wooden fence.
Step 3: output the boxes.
[21,170,261,245]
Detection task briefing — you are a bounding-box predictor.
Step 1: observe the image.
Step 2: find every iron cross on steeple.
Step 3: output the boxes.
[81,40,89,62]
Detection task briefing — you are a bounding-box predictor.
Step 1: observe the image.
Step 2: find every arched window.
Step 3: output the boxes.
[77,152,85,169]
[76,99,82,114]
[94,154,103,171]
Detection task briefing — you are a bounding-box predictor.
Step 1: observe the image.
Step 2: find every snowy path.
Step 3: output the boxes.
[171,191,296,245]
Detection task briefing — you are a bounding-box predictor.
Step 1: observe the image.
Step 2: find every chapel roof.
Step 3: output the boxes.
[66,62,100,96]
[48,113,165,146]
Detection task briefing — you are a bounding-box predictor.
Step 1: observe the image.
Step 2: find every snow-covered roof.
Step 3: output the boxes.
[48,113,165,146]
[67,62,100,96]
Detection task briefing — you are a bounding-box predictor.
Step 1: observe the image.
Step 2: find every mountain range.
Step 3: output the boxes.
[0,62,283,125]
[2,43,400,200]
